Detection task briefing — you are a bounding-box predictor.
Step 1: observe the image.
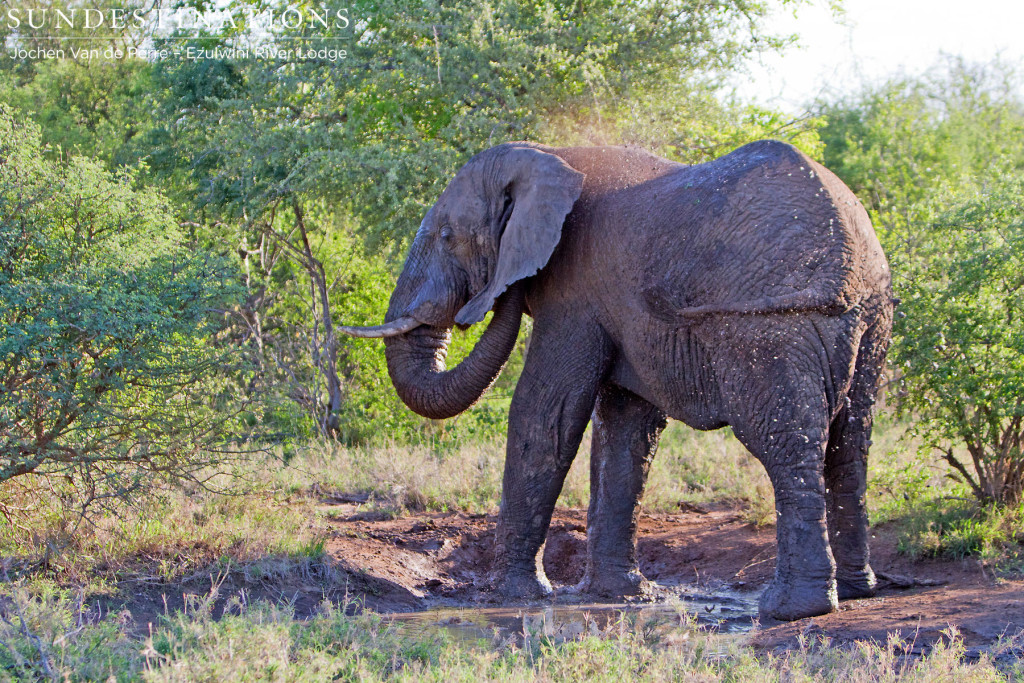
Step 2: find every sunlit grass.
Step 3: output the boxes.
[0,466,327,588]
[277,420,771,519]
[865,415,1024,571]
[1,581,1018,682]
[272,438,508,514]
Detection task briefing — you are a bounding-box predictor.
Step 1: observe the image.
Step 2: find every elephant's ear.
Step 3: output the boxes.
[454,146,584,325]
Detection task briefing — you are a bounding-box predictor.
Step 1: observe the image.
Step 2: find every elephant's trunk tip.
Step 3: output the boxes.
[338,316,423,339]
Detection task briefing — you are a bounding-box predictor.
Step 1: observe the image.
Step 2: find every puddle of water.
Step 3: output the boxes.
[386,587,758,648]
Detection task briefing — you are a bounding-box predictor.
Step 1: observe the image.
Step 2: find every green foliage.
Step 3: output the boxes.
[0,57,156,166]
[890,171,1024,505]
[258,218,432,443]
[0,107,242,495]
[544,80,827,165]
[0,0,161,168]
[147,0,812,248]
[818,57,1024,248]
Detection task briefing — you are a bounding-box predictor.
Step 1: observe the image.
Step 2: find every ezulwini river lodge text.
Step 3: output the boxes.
[8,44,349,61]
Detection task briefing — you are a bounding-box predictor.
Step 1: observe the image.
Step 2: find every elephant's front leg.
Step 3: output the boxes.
[579,385,666,597]
[492,323,609,599]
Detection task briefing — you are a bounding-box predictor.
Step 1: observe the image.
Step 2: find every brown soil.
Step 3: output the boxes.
[116,503,1024,653]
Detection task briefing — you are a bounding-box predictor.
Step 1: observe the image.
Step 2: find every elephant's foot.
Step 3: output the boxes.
[758,576,838,621]
[836,565,877,601]
[492,568,552,601]
[576,567,651,599]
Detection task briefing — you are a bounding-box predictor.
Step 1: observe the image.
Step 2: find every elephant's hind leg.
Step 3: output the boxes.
[826,315,890,600]
[492,321,609,600]
[578,385,667,598]
[751,422,837,621]
[720,331,839,621]
[824,409,875,601]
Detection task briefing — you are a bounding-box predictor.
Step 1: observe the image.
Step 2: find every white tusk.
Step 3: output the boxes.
[338,316,423,338]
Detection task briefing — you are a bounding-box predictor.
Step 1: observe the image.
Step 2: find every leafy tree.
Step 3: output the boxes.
[138,0,820,440]
[150,0,812,246]
[0,0,158,166]
[892,170,1024,505]
[0,57,157,166]
[818,57,1024,250]
[0,107,242,500]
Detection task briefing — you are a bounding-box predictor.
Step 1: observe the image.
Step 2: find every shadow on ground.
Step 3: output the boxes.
[106,503,1024,655]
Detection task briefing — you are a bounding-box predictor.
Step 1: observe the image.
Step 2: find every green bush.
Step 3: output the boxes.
[892,169,1024,505]
[0,106,242,500]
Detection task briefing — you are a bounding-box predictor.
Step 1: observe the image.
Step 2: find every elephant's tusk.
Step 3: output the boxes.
[338,316,423,338]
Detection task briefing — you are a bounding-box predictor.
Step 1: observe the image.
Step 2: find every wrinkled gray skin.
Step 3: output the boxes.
[340,141,893,622]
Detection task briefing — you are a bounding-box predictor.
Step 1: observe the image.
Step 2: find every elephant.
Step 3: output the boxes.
[339,140,893,621]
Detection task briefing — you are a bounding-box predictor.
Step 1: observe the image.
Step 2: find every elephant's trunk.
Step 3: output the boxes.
[383,285,524,420]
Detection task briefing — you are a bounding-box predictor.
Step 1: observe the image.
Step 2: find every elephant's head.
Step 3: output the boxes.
[339,143,584,419]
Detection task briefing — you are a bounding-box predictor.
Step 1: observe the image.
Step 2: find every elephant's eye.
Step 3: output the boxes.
[439,226,454,243]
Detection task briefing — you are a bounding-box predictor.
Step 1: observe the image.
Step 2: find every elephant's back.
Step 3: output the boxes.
[634,140,888,315]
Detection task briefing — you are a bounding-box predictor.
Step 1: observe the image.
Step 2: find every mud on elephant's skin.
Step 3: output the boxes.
[340,140,893,622]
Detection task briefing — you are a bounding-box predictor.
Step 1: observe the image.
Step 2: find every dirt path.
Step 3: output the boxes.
[322,504,1024,651]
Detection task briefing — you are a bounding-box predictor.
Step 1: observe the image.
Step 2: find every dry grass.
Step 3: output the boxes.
[0,466,327,587]
[275,420,774,520]
[273,438,509,513]
[0,412,991,595]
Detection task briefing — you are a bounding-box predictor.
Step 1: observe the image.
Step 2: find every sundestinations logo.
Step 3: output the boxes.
[4,2,353,61]
[4,5,351,32]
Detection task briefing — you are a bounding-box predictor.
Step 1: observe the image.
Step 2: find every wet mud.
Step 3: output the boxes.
[322,504,1024,652]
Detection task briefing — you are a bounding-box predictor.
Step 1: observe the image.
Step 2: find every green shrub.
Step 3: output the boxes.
[891,169,1024,505]
[0,105,242,505]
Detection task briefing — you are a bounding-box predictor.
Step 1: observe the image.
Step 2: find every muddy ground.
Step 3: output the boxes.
[120,501,1024,654]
